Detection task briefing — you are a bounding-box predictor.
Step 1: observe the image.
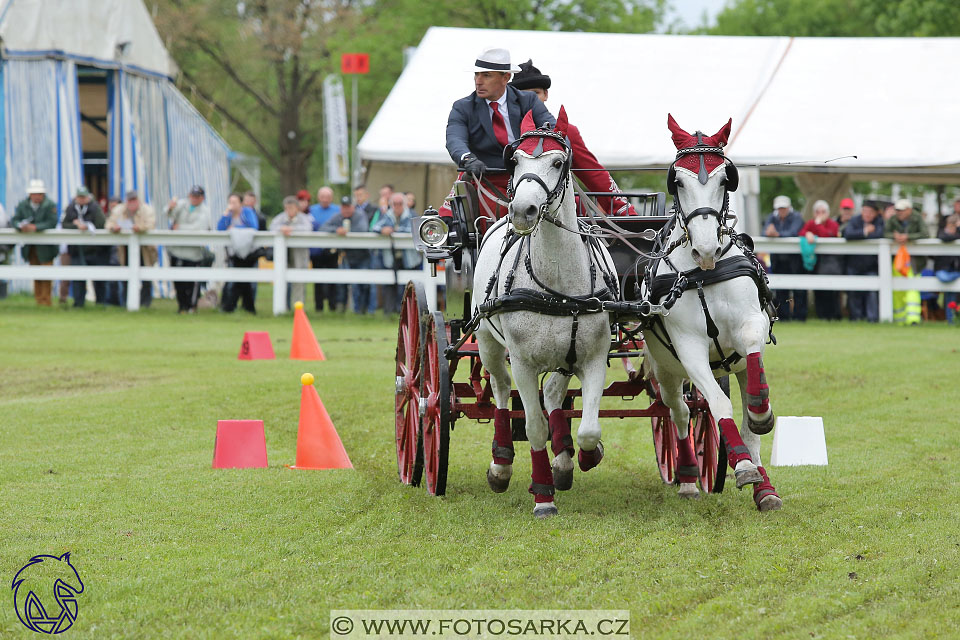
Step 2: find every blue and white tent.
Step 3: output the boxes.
[0,0,230,218]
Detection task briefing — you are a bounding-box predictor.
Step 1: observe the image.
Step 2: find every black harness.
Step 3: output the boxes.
[639,137,776,372]
[467,126,616,376]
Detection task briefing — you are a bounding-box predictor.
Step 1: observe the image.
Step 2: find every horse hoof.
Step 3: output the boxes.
[552,466,573,491]
[748,411,775,435]
[757,494,783,512]
[678,483,700,499]
[735,466,763,489]
[578,442,604,472]
[533,503,558,519]
[486,468,511,493]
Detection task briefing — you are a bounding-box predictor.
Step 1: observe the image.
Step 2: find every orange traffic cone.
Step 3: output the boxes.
[287,373,352,470]
[290,301,326,360]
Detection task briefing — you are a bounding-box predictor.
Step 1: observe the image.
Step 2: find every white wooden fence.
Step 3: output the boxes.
[0,230,435,314]
[1,230,958,321]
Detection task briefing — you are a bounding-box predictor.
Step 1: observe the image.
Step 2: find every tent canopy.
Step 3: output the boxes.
[0,0,174,77]
[359,27,960,177]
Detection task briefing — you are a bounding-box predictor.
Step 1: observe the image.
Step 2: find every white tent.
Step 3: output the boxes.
[0,0,230,219]
[359,27,960,226]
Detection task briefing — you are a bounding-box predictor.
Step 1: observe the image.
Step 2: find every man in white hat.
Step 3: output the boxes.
[11,179,59,306]
[440,47,554,219]
[884,198,928,325]
[762,194,807,320]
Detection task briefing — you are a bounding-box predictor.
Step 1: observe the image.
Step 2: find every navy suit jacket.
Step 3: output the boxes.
[445,85,555,170]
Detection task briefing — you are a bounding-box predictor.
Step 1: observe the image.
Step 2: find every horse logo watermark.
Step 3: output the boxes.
[12,553,84,634]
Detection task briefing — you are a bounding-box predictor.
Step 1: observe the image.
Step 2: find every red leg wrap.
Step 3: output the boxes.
[752,466,779,507]
[577,443,604,472]
[549,409,574,457]
[529,448,555,503]
[492,408,514,465]
[746,352,770,415]
[719,418,753,467]
[676,435,698,484]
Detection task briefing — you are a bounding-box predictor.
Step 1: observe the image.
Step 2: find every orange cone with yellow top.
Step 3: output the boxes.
[290,301,326,360]
[287,373,352,470]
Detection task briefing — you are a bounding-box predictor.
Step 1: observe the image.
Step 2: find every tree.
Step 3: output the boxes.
[710,0,960,37]
[155,0,366,195]
[154,0,665,201]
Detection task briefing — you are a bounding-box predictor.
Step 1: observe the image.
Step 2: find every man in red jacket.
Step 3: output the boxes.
[510,59,636,216]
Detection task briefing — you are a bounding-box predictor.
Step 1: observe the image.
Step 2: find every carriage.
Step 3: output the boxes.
[393,171,732,498]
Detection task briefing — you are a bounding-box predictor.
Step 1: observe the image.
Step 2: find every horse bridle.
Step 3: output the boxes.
[503,126,573,235]
[667,138,740,246]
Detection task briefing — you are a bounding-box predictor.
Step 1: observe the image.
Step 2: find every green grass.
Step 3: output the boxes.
[1,292,959,639]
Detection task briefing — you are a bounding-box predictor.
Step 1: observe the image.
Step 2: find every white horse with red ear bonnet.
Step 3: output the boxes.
[472,106,618,518]
[640,114,782,511]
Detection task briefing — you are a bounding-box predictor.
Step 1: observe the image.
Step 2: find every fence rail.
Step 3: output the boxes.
[0,230,434,314]
[1,230,958,321]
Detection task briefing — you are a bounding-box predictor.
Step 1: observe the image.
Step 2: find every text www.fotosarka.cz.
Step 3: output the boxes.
[330,610,630,638]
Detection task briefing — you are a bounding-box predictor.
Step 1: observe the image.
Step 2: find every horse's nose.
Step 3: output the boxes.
[715,247,723,259]
[525,204,538,219]
[691,248,701,262]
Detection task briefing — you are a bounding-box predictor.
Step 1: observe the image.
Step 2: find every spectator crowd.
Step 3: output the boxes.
[763,194,960,325]
[2,179,423,316]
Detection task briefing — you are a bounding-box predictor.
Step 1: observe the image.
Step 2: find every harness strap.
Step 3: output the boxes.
[558,313,579,377]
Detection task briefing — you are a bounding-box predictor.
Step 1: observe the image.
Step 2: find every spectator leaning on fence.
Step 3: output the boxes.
[800,200,842,320]
[270,196,313,309]
[321,198,371,314]
[842,203,885,322]
[61,186,107,307]
[371,192,420,313]
[763,195,807,321]
[166,186,211,314]
[11,179,58,306]
[308,186,340,313]
[217,193,260,314]
[107,191,157,308]
[885,198,928,325]
[935,212,960,325]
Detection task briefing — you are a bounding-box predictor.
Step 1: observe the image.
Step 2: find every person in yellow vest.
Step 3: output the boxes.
[885,198,927,325]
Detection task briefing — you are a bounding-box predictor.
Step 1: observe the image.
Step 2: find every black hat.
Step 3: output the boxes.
[510,59,551,91]
[189,185,205,197]
[340,196,352,206]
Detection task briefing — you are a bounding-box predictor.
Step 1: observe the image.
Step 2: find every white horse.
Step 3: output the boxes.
[641,115,782,511]
[472,108,617,518]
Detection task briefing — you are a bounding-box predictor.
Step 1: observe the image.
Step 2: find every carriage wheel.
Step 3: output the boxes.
[394,282,427,486]
[421,311,451,496]
[690,378,729,494]
[651,414,679,485]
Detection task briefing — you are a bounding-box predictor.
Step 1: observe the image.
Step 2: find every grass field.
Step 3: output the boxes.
[1,291,959,639]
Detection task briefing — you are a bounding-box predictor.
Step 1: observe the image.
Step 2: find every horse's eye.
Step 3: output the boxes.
[553,158,563,169]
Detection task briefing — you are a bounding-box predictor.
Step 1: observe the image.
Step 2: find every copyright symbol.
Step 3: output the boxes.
[331,616,354,635]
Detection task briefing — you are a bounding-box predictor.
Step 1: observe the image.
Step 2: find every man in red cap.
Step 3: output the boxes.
[510,59,636,216]
[835,197,856,234]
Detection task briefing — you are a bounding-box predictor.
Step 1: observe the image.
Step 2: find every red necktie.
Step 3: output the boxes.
[490,102,509,147]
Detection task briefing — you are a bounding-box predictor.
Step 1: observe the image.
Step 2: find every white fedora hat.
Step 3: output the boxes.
[27,179,46,195]
[471,47,520,73]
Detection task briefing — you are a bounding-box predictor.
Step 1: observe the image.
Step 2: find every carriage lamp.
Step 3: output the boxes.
[419,217,449,247]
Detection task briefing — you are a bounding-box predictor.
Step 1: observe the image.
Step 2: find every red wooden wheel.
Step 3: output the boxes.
[394,282,427,486]
[651,413,679,485]
[421,311,451,496]
[691,399,721,493]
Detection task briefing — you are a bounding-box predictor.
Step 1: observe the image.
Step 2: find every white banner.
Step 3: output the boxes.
[323,75,350,184]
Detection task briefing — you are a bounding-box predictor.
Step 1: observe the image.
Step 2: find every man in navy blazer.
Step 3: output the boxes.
[445,47,555,176]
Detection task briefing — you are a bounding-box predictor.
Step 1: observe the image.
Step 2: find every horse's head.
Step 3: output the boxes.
[666,114,739,270]
[506,107,572,235]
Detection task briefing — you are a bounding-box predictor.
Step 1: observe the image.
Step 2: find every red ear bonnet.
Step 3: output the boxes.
[668,113,732,174]
[517,105,568,155]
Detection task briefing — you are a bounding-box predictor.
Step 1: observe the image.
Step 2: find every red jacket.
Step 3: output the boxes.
[800,218,839,238]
